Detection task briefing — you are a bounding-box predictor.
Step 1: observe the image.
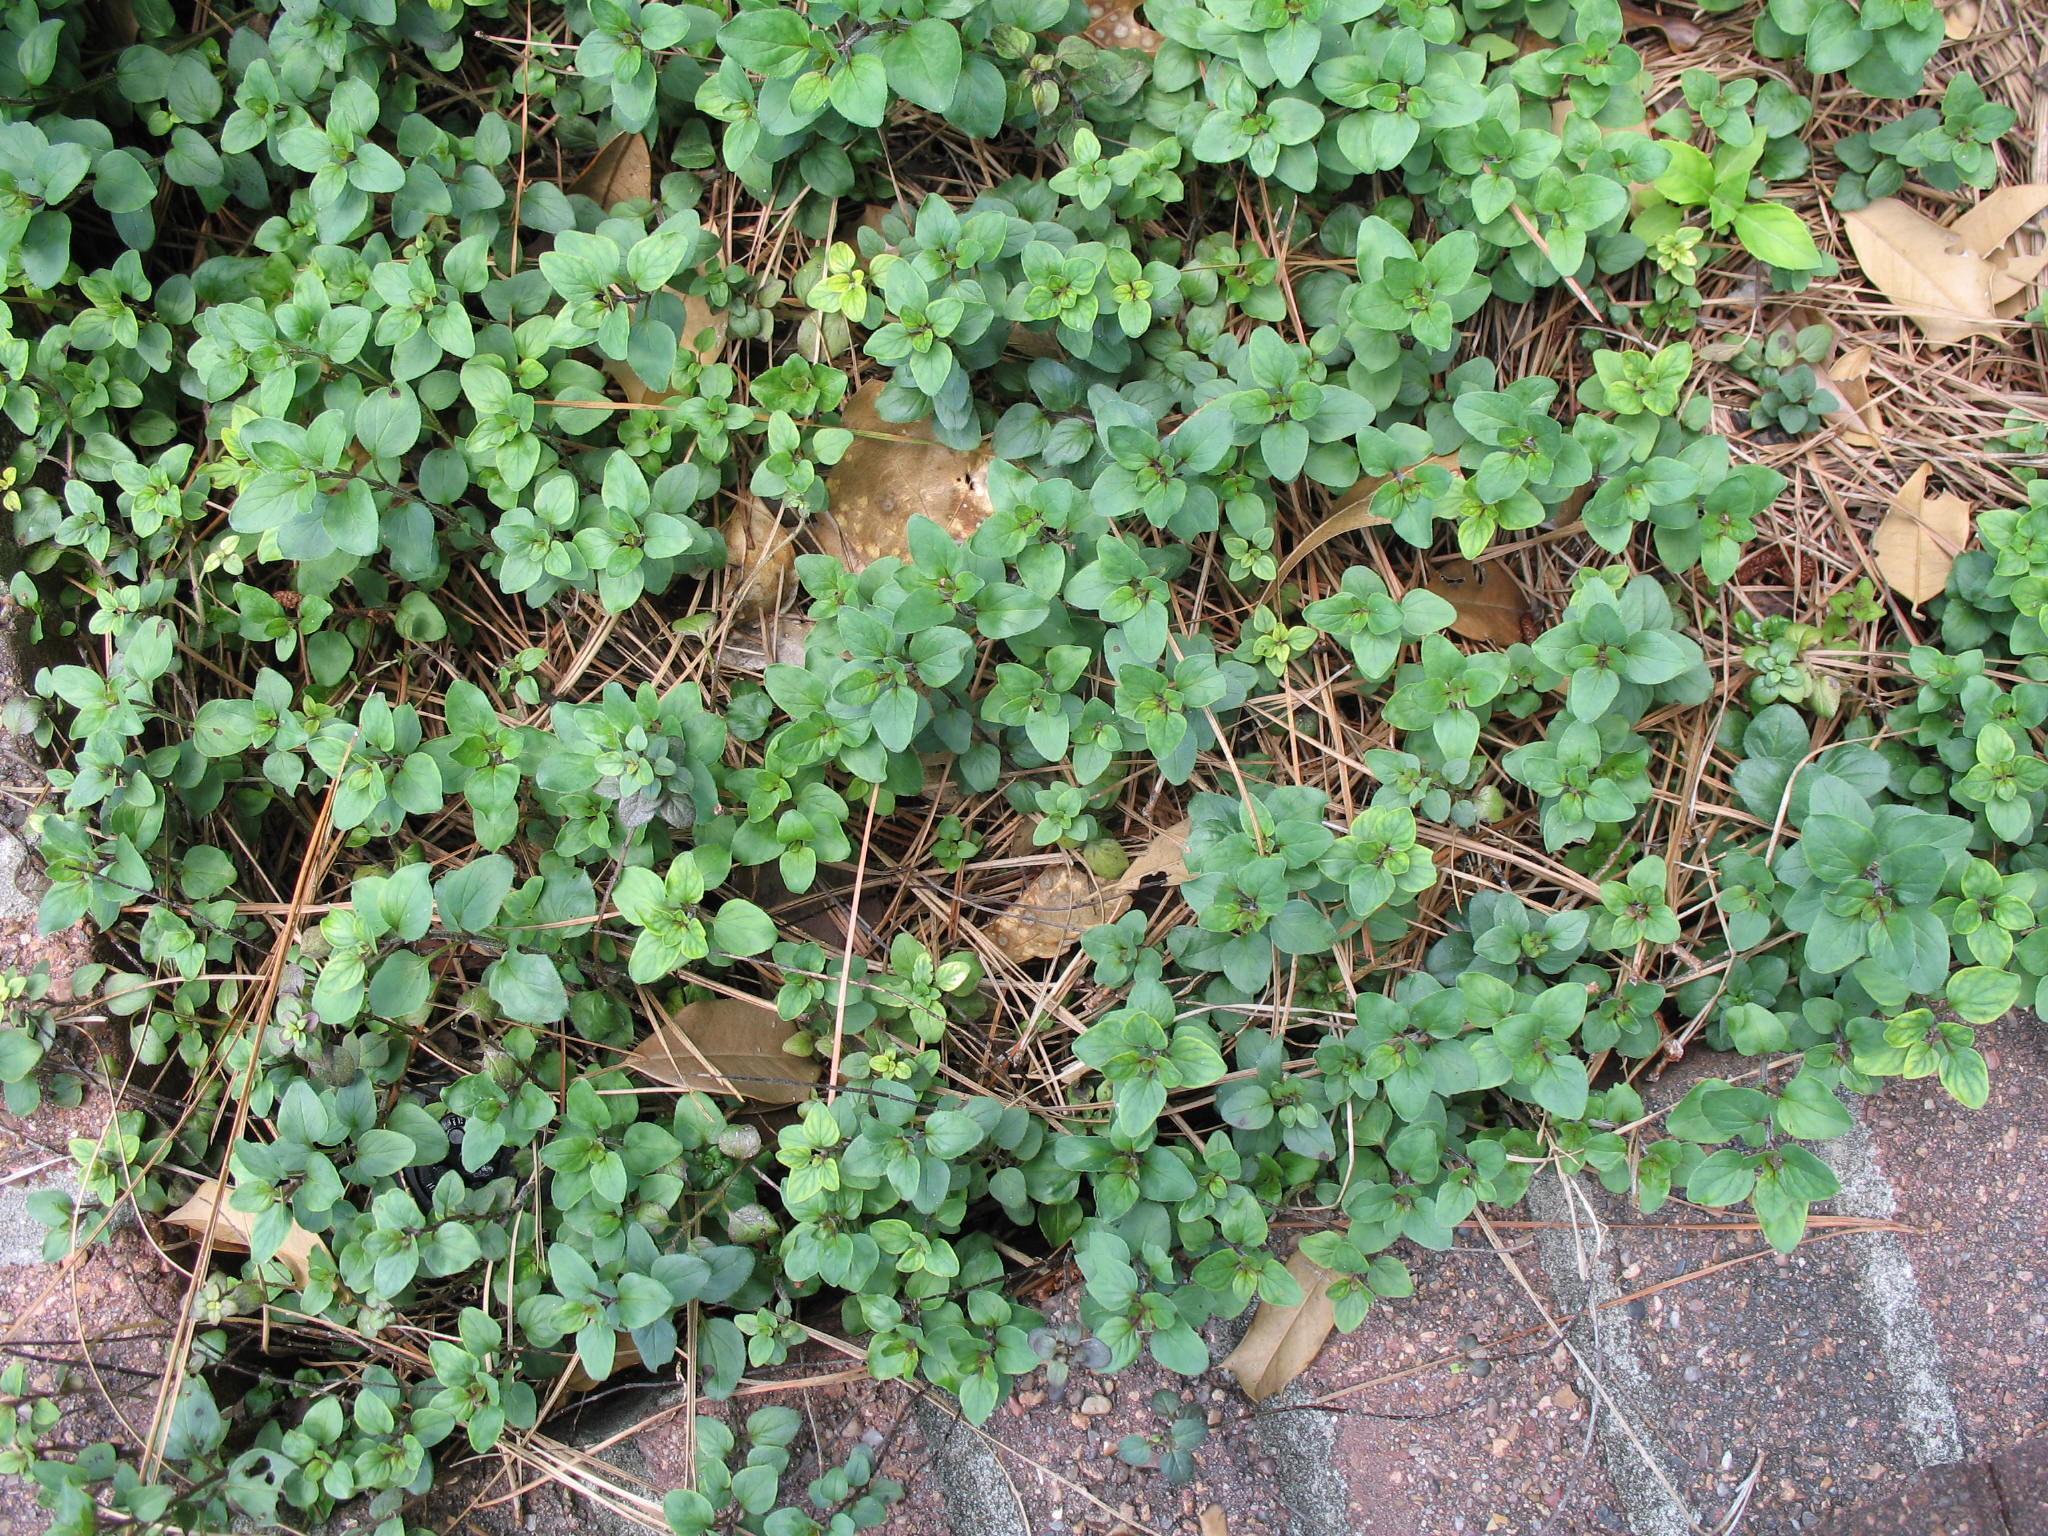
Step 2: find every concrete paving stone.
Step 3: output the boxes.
[1807,1461,2007,1535]
[1533,1050,1955,1536]
[0,1165,73,1267]
[1853,1016,2048,1461]
[1278,1240,1629,1536]
[1989,1436,2048,1536]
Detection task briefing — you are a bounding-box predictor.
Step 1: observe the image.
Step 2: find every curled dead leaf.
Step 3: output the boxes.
[1871,464,1972,605]
[560,1334,643,1393]
[721,497,795,617]
[1842,198,2001,344]
[1110,818,1191,894]
[1424,557,1529,647]
[1816,342,1883,448]
[1085,0,1163,53]
[1006,321,1068,359]
[1268,456,1461,602]
[1992,249,2048,311]
[623,995,820,1105]
[1843,186,2048,345]
[720,619,812,676]
[1947,183,2048,260]
[1219,1250,1339,1402]
[1618,2,1703,47]
[985,861,1130,963]
[164,1178,327,1289]
[817,383,993,570]
[606,293,727,406]
[568,133,653,208]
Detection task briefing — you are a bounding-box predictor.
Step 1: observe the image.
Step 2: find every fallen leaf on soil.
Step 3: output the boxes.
[1220,1250,1340,1402]
[568,132,653,208]
[1270,456,1462,599]
[1006,321,1068,359]
[720,620,811,675]
[606,292,726,406]
[1424,557,1529,647]
[1111,818,1191,893]
[1946,183,2048,260]
[817,383,993,569]
[1843,187,2048,344]
[1816,342,1883,447]
[1085,0,1163,52]
[721,496,795,616]
[164,1178,326,1289]
[560,1335,642,1393]
[855,202,908,253]
[623,996,820,1105]
[1872,464,1973,604]
[1200,1506,1231,1536]
[1618,2,1702,47]
[1943,0,1980,38]
[985,861,1130,963]
[1991,249,2048,310]
[1842,198,2002,344]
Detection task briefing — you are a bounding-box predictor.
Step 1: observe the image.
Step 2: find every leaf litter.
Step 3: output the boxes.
[1218,1249,1341,1401]
[622,995,820,1104]
[1842,184,2048,344]
[1423,556,1529,647]
[816,382,994,569]
[163,1178,326,1289]
[1872,464,1973,604]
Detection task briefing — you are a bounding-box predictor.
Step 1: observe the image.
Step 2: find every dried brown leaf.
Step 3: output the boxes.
[722,497,794,617]
[1085,0,1163,52]
[1816,342,1882,447]
[818,383,993,570]
[1842,199,2002,344]
[1989,247,2048,306]
[560,1335,642,1393]
[720,620,811,676]
[164,1178,326,1289]
[1219,1251,1339,1402]
[1006,321,1067,359]
[606,293,726,406]
[985,862,1130,963]
[1110,818,1191,893]
[1872,464,1973,605]
[623,997,820,1105]
[97,0,139,44]
[568,133,653,208]
[1619,2,1703,47]
[1946,183,2048,258]
[1424,557,1528,647]
[1269,456,1460,599]
[1200,1506,1231,1536]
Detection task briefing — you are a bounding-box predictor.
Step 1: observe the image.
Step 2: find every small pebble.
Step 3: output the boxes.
[1080,1393,1113,1416]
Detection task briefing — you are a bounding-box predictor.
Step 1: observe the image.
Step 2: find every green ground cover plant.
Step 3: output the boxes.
[0,0,2040,1531]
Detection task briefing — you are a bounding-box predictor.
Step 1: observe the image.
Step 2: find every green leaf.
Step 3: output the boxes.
[882,20,961,112]
[1686,1147,1759,1206]
[718,10,818,76]
[711,899,777,956]
[828,52,889,128]
[1731,202,1823,270]
[1945,965,2020,1024]
[1653,142,1716,206]
[485,952,568,1024]
[350,1128,417,1179]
